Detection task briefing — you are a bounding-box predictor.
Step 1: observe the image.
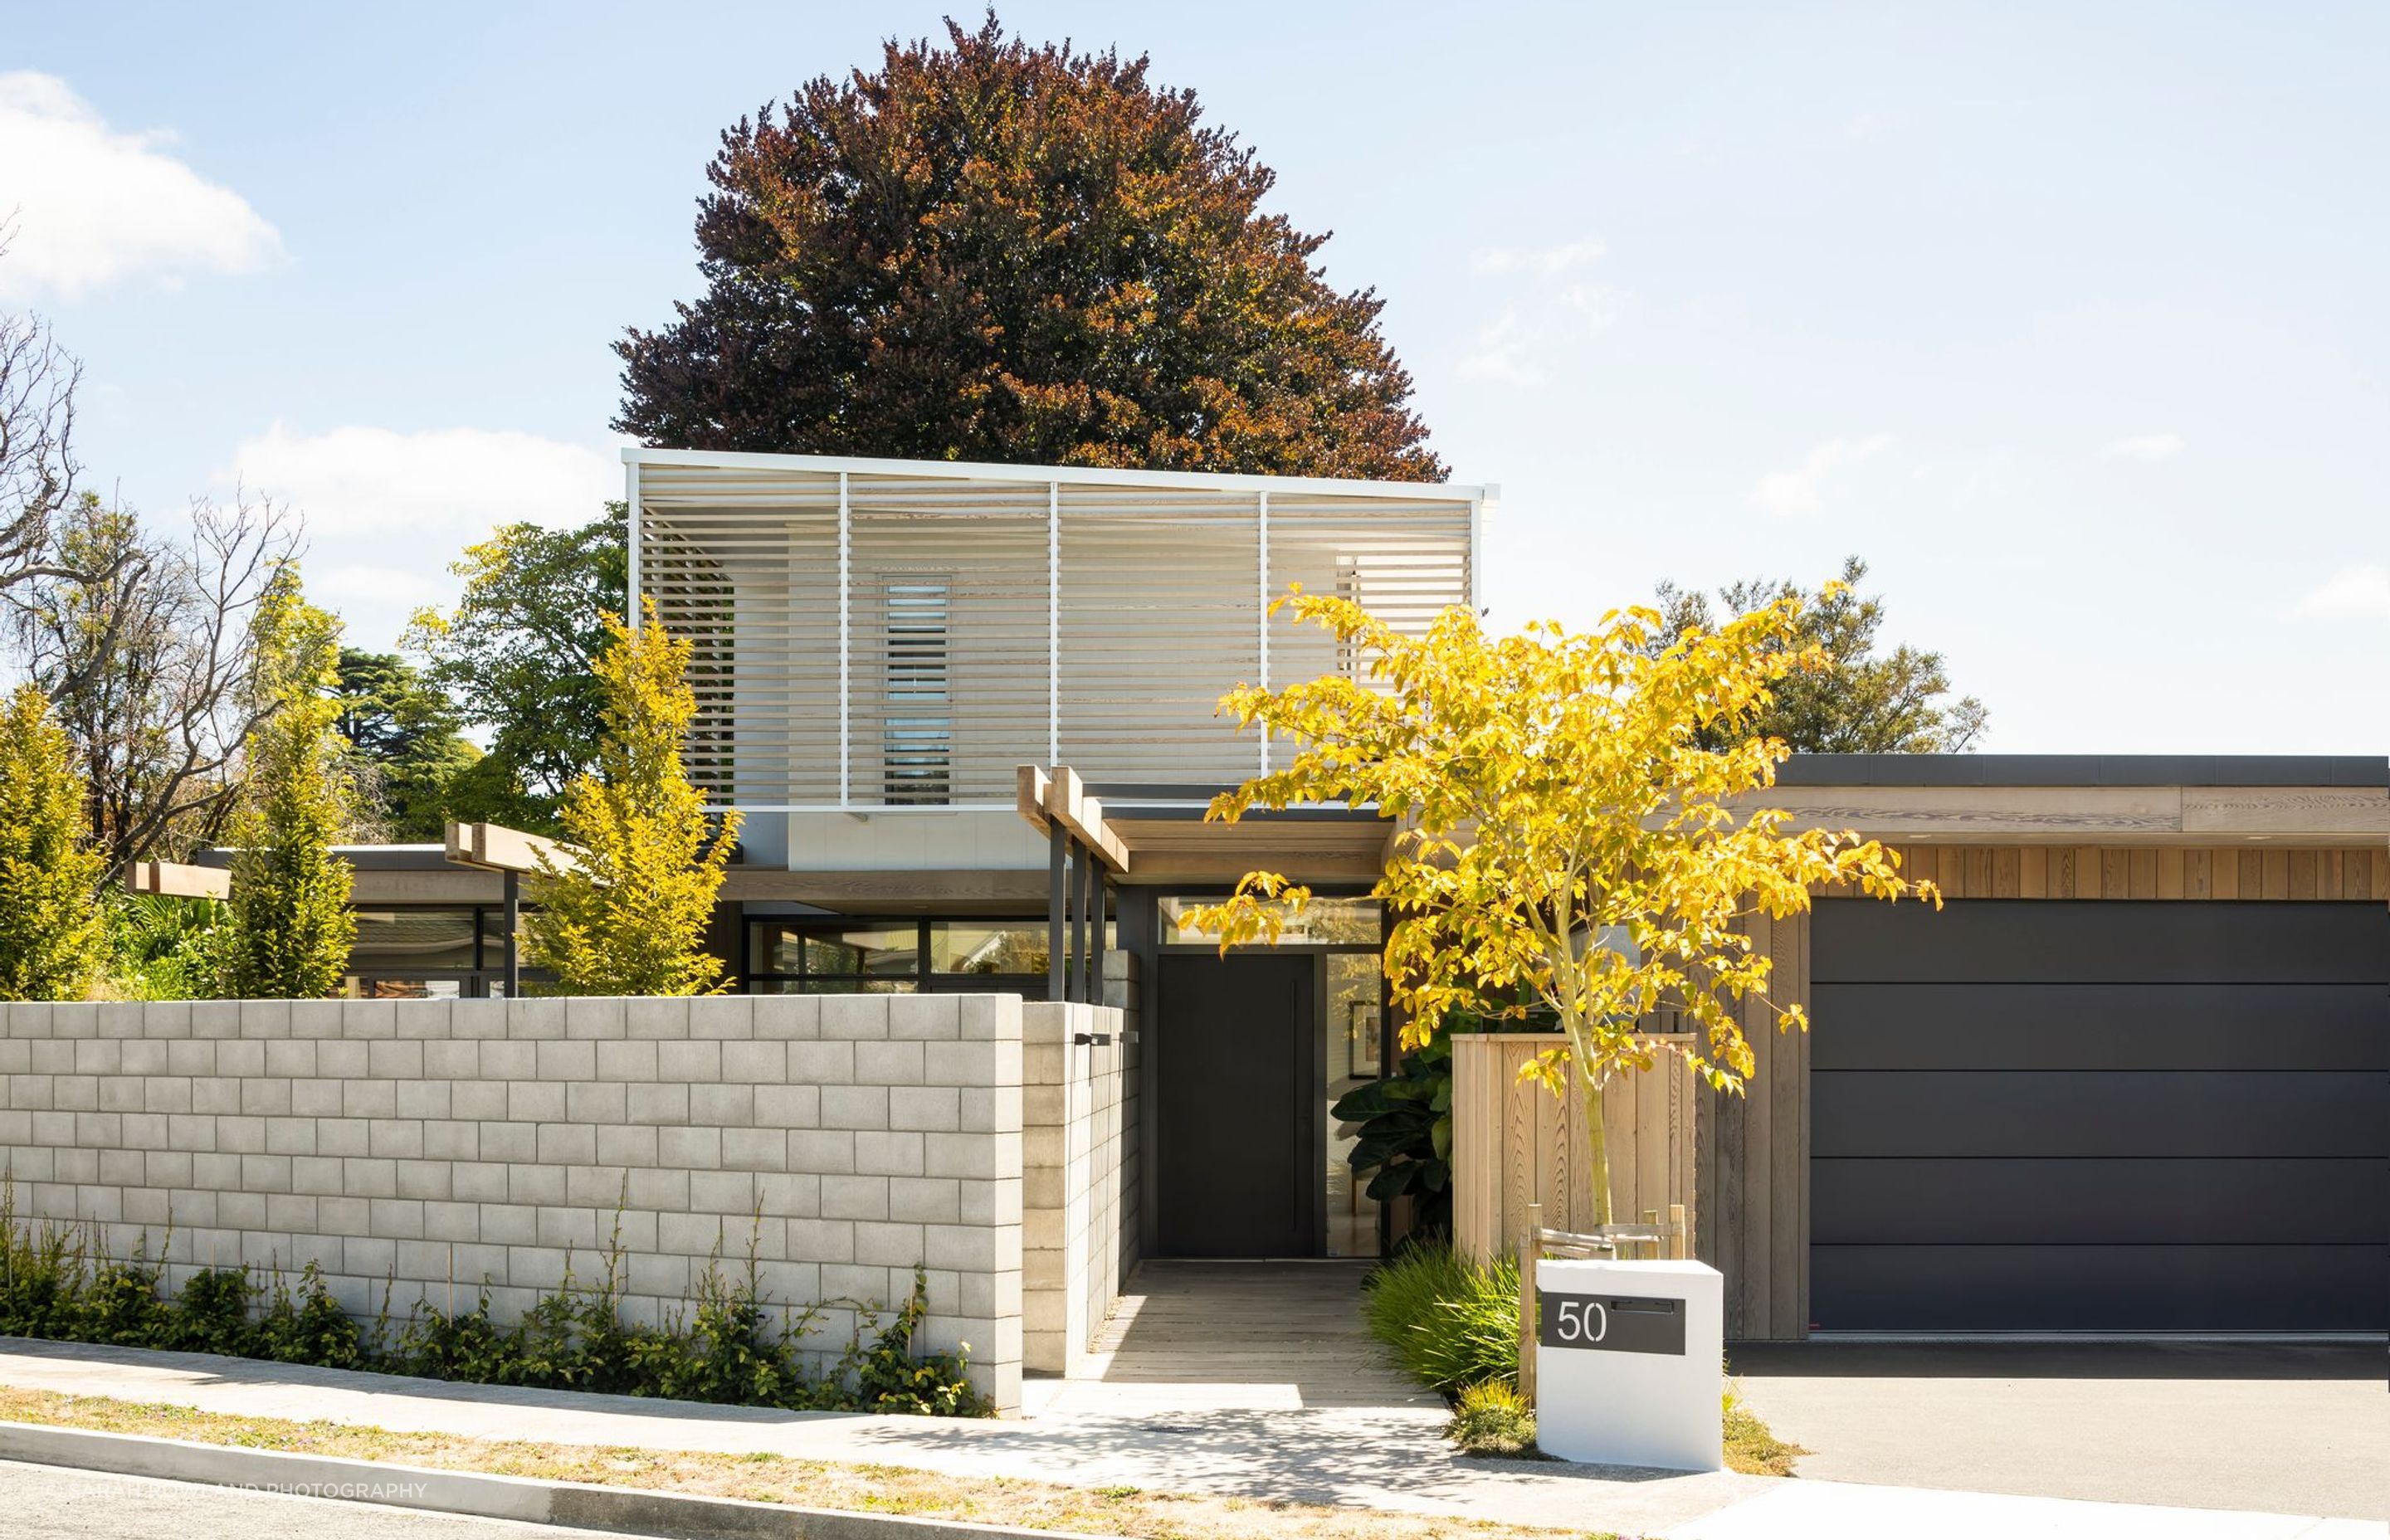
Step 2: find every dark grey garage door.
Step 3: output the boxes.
[1811,899,2388,1333]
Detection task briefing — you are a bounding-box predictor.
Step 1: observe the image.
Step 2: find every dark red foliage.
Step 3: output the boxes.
[615,13,1443,481]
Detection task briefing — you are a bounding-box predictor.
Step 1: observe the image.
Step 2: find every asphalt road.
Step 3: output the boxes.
[0,1458,625,1540]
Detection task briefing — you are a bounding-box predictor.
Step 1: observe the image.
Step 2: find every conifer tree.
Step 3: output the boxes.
[217,568,356,1000]
[525,598,739,995]
[0,685,108,1000]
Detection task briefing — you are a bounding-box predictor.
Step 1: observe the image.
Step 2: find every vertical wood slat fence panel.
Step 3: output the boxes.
[1451,1033,1695,1265]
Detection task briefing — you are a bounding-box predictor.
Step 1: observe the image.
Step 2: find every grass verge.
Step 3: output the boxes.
[0,1386,1621,1540]
[1721,1383,1803,1478]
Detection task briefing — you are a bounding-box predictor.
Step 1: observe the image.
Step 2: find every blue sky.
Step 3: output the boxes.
[4,2,2384,751]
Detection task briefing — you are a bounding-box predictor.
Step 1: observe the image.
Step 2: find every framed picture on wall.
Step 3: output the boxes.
[1350,1001,1382,1076]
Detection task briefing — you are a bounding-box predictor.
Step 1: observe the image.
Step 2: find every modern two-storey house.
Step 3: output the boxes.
[315,448,2386,1338]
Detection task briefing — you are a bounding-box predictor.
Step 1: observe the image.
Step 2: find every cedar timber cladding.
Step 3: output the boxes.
[1690,910,1811,1343]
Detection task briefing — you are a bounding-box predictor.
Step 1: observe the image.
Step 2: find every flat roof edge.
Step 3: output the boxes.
[623,446,1489,503]
[1773,754,2390,788]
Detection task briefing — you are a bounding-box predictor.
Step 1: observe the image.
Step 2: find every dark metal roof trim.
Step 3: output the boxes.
[1773,754,2390,788]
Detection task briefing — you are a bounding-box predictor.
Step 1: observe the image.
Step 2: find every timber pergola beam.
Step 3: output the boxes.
[1017,764,1129,1008]
[124,860,232,901]
[442,821,584,997]
[443,821,581,876]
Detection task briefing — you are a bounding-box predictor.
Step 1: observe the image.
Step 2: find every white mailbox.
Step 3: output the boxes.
[1532,1257,1723,1471]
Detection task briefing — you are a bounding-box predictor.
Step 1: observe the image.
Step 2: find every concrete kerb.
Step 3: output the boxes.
[0,1419,1104,1540]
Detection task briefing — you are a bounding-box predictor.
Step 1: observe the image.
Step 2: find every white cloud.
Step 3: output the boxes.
[2100,431,2184,462]
[221,423,618,650]
[0,71,284,300]
[1459,237,1618,383]
[226,423,617,539]
[2296,565,2390,621]
[1469,237,1607,278]
[1749,435,1892,516]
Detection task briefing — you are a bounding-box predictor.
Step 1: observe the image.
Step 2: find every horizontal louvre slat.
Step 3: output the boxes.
[636,462,1476,808]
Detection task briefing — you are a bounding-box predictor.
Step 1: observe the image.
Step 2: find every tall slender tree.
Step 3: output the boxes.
[0,685,108,1000]
[525,599,739,996]
[217,568,355,1000]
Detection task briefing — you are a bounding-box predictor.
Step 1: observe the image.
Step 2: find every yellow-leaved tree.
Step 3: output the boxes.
[525,598,740,995]
[1188,587,1938,1225]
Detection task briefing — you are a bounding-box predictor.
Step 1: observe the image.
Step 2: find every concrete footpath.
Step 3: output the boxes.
[0,1337,2377,1540]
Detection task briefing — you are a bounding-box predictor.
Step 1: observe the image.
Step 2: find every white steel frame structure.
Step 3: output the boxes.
[627,449,1491,820]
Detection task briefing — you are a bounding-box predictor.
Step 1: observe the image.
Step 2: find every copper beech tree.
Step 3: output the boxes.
[1188,587,1939,1225]
[616,15,1441,481]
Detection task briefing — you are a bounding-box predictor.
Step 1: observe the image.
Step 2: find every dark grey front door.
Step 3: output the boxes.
[1810,899,2390,1332]
[1155,952,1316,1256]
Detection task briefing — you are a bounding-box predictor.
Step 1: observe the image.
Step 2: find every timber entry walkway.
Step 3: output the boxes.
[1025,1260,1439,1416]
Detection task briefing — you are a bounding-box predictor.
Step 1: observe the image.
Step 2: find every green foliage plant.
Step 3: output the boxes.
[217,568,356,999]
[1447,1378,1538,1457]
[0,1180,985,1416]
[1330,1032,1454,1235]
[525,598,739,996]
[103,892,225,1001]
[0,684,109,1000]
[1361,1240,1521,1394]
[402,504,627,833]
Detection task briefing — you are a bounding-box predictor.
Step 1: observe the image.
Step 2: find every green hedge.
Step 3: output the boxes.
[0,1183,987,1416]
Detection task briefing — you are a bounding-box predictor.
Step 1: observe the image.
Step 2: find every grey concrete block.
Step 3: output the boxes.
[535,1039,597,1081]
[366,1040,424,1079]
[656,1040,722,1083]
[785,1040,855,1086]
[422,1040,478,1079]
[856,1040,925,1086]
[395,1001,451,1040]
[595,1123,656,1168]
[368,1118,426,1160]
[889,1085,961,1132]
[758,1172,820,1219]
[536,1123,596,1165]
[290,1078,343,1117]
[478,1040,535,1081]
[566,1081,627,1124]
[720,1040,784,1084]
[689,1083,753,1128]
[687,997,753,1040]
[625,997,687,1040]
[564,997,627,1040]
[818,995,891,1042]
[855,1130,925,1177]
[656,1124,722,1170]
[450,1081,507,1121]
[595,1040,657,1083]
[396,1080,451,1120]
[722,1126,786,1172]
[451,1161,508,1202]
[820,1084,889,1131]
[786,1129,855,1174]
[506,998,566,1040]
[752,996,819,1040]
[627,1083,688,1126]
[507,1082,565,1123]
[754,1084,821,1128]
[688,1168,755,1215]
[477,1119,534,1164]
[396,1161,453,1201]
[821,1174,889,1221]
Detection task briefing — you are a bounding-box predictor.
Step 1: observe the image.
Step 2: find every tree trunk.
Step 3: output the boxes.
[1582,1059,1612,1228]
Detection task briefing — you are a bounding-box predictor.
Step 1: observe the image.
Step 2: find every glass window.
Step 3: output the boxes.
[350,909,478,971]
[1159,894,1380,948]
[928,920,1114,975]
[1326,952,1385,1258]
[748,921,920,979]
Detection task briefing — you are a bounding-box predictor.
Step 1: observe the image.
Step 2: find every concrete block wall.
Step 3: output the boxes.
[0,994,1024,1411]
[1021,984,1138,1377]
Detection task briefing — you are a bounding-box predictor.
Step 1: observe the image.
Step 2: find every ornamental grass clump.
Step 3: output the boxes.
[1362,1241,1520,1394]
